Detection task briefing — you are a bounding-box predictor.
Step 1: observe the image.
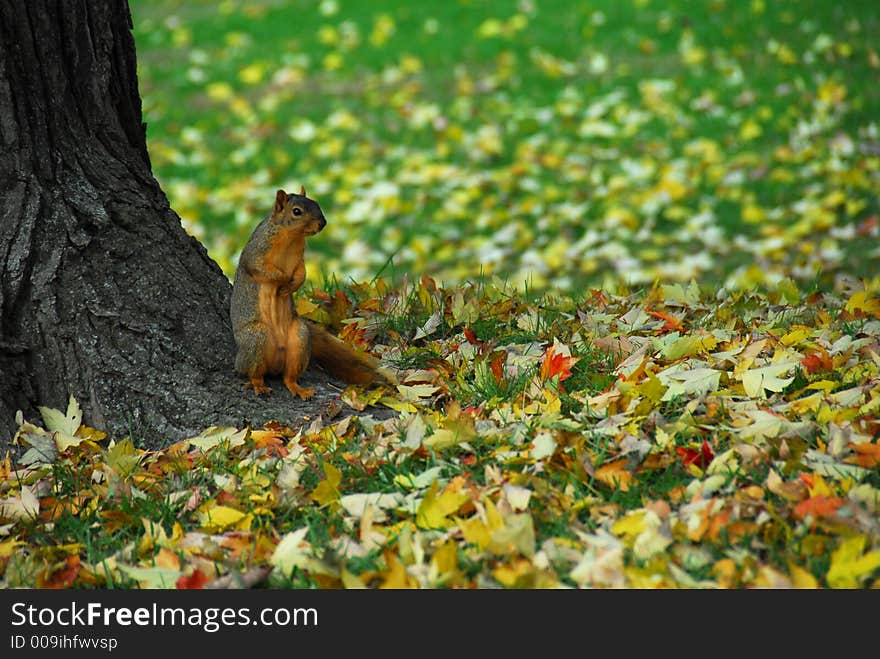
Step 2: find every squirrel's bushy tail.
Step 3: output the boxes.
[306,320,393,385]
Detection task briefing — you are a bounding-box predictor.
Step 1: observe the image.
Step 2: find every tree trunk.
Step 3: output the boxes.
[0,1,377,450]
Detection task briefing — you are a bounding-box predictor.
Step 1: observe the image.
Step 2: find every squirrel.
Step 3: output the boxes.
[230,186,390,399]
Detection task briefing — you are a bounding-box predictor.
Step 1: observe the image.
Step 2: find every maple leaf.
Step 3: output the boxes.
[594,458,634,492]
[647,309,684,333]
[540,344,575,383]
[741,361,798,398]
[826,536,880,588]
[489,350,507,383]
[37,555,81,589]
[676,441,714,469]
[844,290,880,319]
[270,527,313,578]
[845,442,880,468]
[117,565,181,589]
[415,480,469,529]
[310,463,342,507]
[198,504,250,532]
[793,496,846,520]
[463,326,481,345]
[801,348,833,374]
[0,485,39,522]
[176,569,210,589]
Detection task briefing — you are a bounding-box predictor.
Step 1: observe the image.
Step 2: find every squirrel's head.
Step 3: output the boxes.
[272,186,326,236]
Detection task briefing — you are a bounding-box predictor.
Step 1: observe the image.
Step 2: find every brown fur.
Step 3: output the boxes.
[230,188,390,399]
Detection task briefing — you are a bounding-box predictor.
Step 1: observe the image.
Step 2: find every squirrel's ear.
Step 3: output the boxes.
[274,189,287,213]
[300,185,307,197]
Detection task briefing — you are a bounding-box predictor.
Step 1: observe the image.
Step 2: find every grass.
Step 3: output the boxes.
[129,0,879,292]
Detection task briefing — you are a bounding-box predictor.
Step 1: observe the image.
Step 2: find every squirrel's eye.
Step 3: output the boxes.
[292,207,303,216]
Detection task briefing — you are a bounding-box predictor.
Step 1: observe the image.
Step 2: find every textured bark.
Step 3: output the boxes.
[0,1,387,450]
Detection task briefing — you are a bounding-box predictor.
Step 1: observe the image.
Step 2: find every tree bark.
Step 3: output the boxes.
[0,1,383,450]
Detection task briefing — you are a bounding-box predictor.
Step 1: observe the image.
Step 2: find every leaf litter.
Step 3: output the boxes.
[2,277,879,588]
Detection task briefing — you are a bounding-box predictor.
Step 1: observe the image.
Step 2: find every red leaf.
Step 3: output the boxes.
[463,326,480,345]
[176,569,209,590]
[540,345,574,383]
[676,441,714,468]
[37,556,81,589]
[801,349,832,374]
[489,350,507,384]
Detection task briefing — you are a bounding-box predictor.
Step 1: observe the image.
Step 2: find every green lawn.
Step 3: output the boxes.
[130,0,879,291]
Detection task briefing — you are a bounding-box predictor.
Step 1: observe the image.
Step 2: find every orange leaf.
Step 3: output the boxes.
[540,345,574,383]
[37,556,81,589]
[177,569,209,590]
[594,458,633,492]
[647,310,684,333]
[793,496,846,520]
[846,442,880,468]
[801,348,832,374]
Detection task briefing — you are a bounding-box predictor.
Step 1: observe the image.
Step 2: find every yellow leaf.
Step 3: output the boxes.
[341,568,366,589]
[238,63,265,85]
[380,551,416,588]
[0,539,25,558]
[845,291,880,319]
[431,540,459,577]
[103,438,142,477]
[395,384,440,402]
[739,120,762,141]
[198,504,247,532]
[493,558,537,588]
[788,563,818,589]
[826,536,880,588]
[415,481,468,529]
[206,82,233,101]
[378,396,418,413]
[294,298,320,317]
[310,463,342,507]
[741,203,766,223]
[780,328,810,346]
[612,511,647,539]
[116,565,180,589]
[155,547,181,571]
[187,426,247,452]
[459,515,491,549]
[38,395,81,436]
[638,371,667,403]
[488,513,536,557]
[422,428,461,450]
[392,467,443,490]
[661,334,717,360]
[804,473,834,498]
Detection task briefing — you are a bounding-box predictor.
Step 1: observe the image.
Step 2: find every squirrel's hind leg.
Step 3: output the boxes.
[235,322,273,395]
[283,317,314,399]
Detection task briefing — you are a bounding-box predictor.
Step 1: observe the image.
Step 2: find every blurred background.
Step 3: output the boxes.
[130,0,879,293]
